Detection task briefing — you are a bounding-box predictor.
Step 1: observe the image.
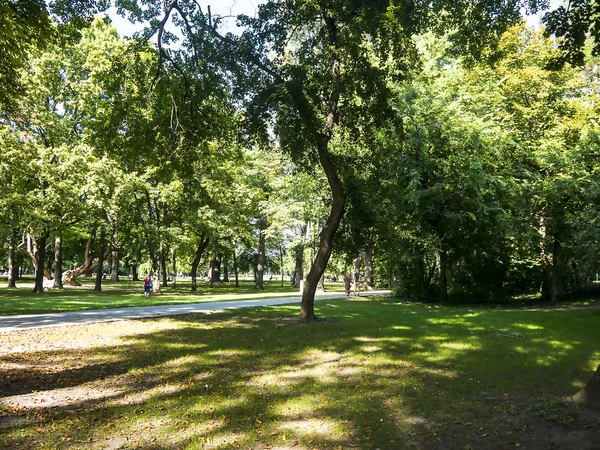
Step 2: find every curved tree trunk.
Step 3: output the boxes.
[190,235,209,293]
[53,234,63,289]
[569,364,600,411]
[62,234,96,286]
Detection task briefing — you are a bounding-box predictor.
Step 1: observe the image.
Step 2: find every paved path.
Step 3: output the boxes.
[0,290,391,332]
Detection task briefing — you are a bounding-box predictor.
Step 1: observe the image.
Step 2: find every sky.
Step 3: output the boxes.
[104,0,263,38]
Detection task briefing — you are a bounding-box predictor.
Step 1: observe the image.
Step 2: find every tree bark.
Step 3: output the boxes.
[191,235,209,293]
[172,248,177,288]
[256,217,266,290]
[569,363,600,411]
[280,245,285,287]
[223,258,229,282]
[439,248,448,303]
[94,230,106,292]
[53,234,63,289]
[18,235,52,281]
[132,264,139,281]
[363,246,374,290]
[210,254,222,287]
[551,235,560,304]
[233,248,239,288]
[7,238,17,288]
[111,231,119,282]
[33,234,48,293]
[160,246,168,287]
[62,234,98,286]
[292,240,304,288]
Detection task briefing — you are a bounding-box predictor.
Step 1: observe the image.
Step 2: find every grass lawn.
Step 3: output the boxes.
[0,297,598,449]
[0,277,345,316]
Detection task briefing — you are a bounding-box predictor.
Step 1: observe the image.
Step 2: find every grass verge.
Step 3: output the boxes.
[0,298,599,449]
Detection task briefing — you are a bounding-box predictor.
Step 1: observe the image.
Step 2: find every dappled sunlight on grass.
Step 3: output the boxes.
[1,301,598,449]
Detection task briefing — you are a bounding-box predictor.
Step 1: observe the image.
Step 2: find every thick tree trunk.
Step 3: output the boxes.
[233,248,239,288]
[94,230,106,292]
[33,234,48,294]
[569,363,600,411]
[256,217,266,290]
[209,254,221,287]
[18,234,52,281]
[147,237,161,294]
[132,264,139,281]
[191,236,209,293]
[363,246,374,290]
[7,238,17,288]
[439,248,448,303]
[53,234,63,289]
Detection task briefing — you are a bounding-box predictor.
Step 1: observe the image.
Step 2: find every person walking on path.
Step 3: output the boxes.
[344,272,351,296]
[353,269,361,297]
[143,274,152,298]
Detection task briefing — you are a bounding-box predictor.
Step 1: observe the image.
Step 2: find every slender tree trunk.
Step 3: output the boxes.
[280,246,284,287]
[256,217,266,290]
[191,236,209,293]
[293,242,304,288]
[172,248,177,288]
[551,235,560,304]
[223,258,229,282]
[210,254,221,286]
[148,239,160,294]
[233,248,239,288]
[570,363,600,411]
[94,230,106,292]
[363,246,374,290]
[33,234,48,294]
[7,238,17,288]
[53,234,63,289]
[439,248,448,303]
[160,246,168,287]
[299,11,345,320]
[111,231,119,282]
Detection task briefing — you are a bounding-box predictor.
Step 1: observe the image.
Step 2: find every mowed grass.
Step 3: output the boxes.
[1,298,599,449]
[0,277,345,316]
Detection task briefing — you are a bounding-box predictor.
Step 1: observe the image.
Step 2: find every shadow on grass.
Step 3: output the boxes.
[1,299,599,449]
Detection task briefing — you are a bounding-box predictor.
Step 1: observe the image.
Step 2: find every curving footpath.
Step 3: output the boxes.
[0,290,391,332]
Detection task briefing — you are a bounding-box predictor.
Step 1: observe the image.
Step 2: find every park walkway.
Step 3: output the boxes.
[0,290,391,332]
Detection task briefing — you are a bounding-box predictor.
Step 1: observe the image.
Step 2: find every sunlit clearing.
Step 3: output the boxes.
[391,325,411,330]
[515,323,544,330]
[279,418,344,440]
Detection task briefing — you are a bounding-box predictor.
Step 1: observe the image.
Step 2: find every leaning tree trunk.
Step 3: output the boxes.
[62,234,99,286]
[301,139,345,319]
[256,217,266,290]
[33,234,48,294]
[190,235,209,293]
[53,234,63,289]
[7,238,17,288]
[363,246,374,290]
[94,230,106,292]
[569,364,600,411]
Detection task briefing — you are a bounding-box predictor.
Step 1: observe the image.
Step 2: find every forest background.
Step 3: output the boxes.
[1,0,599,312]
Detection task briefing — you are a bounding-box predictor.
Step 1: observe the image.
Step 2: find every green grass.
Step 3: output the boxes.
[0,277,345,315]
[1,298,598,449]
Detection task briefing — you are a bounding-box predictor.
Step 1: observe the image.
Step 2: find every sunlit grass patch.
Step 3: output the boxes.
[0,299,598,449]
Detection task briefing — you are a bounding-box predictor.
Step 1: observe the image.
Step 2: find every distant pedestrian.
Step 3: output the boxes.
[353,269,360,296]
[344,272,351,296]
[143,274,152,298]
